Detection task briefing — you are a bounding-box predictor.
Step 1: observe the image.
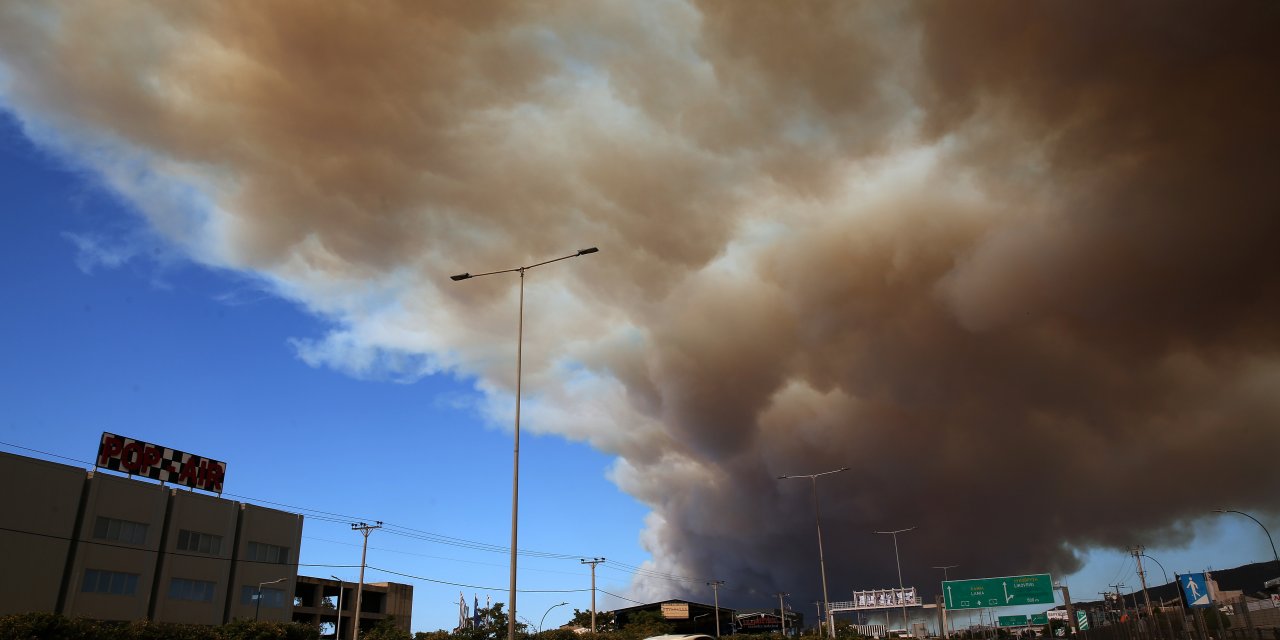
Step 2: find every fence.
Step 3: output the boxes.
[1069,597,1278,640]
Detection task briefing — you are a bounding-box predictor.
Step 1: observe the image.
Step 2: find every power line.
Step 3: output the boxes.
[599,589,645,605]
[0,440,591,563]
[366,565,593,594]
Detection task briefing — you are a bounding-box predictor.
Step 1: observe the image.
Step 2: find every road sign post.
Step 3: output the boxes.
[943,574,1055,611]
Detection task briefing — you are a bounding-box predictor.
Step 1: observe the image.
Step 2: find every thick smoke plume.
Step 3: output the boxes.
[3,0,1278,608]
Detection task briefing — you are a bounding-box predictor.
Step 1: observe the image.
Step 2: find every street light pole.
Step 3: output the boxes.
[776,592,790,637]
[539,602,569,635]
[1213,509,1279,564]
[875,527,916,636]
[331,575,345,640]
[452,247,599,640]
[778,467,849,639]
[255,577,288,621]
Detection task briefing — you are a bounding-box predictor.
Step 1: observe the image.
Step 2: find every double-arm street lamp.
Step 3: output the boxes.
[452,247,599,640]
[874,527,916,636]
[778,467,849,639]
[1213,509,1279,564]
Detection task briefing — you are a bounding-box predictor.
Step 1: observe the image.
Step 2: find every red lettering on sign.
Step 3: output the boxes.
[206,464,225,486]
[142,446,162,467]
[99,436,123,464]
[121,442,144,471]
[177,458,198,484]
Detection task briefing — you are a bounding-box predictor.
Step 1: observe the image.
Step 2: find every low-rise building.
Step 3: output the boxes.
[1,449,410,635]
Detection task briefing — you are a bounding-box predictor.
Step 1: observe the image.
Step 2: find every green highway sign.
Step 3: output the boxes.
[997,613,1049,627]
[1076,610,1090,631]
[998,615,1027,627]
[942,574,1054,610]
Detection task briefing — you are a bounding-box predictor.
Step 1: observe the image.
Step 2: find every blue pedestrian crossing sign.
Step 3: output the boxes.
[1181,573,1212,608]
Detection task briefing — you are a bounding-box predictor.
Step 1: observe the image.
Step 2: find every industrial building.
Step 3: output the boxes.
[0,449,411,635]
[612,599,738,636]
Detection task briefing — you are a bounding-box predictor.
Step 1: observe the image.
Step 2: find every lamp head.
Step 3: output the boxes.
[451,273,472,281]
[577,247,599,256]
[1212,508,1225,513]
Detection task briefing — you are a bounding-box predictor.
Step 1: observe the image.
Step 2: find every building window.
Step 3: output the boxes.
[246,541,289,564]
[169,578,216,602]
[176,529,223,555]
[93,517,148,545]
[82,569,139,595]
[241,586,287,608]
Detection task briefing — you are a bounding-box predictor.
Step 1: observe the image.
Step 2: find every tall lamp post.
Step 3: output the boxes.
[778,467,849,639]
[255,577,288,621]
[875,527,916,635]
[539,602,569,635]
[933,565,957,638]
[776,592,790,637]
[1213,509,1279,564]
[331,575,345,640]
[452,247,599,640]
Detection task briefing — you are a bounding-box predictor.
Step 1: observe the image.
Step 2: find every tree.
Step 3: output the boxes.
[616,610,673,640]
[453,602,529,640]
[568,609,616,632]
[362,616,412,640]
[414,631,452,640]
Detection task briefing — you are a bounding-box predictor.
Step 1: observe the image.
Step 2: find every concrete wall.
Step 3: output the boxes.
[63,471,169,621]
[151,489,240,625]
[224,504,303,623]
[0,452,86,615]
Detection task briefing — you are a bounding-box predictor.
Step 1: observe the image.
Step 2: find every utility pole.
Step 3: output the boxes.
[351,521,382,640]
[1108,584,1129,640]
[776,593,790,637]
[1131,546,1158,640]
[709,580,725,638]
[581,558,605,632]
[1055,582,1077,637]
[1108,585,1125,622]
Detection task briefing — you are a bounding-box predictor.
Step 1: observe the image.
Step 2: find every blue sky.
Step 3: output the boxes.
[2,110,1274,633]
[0,112,656,631]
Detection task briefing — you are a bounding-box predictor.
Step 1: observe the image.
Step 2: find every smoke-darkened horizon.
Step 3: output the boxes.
[2,0,1277,610]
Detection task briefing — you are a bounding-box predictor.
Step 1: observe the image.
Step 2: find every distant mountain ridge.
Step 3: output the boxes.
[1071,559,1280,608]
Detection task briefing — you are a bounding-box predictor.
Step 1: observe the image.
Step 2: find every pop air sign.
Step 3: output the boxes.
[96,432,227,494]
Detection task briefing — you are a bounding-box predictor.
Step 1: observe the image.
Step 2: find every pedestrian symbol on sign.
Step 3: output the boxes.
[1180,573,1211,608]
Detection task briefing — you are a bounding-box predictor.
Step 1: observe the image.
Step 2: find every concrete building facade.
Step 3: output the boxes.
[293,575,414,637]
[0,450,303,624]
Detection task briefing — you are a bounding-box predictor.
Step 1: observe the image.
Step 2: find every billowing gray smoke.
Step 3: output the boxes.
[2,0,1277,610]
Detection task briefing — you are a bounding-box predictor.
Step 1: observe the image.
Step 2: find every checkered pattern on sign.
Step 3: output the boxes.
[97,432,227,493]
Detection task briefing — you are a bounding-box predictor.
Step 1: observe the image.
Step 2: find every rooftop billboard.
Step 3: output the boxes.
[96,432,227,494]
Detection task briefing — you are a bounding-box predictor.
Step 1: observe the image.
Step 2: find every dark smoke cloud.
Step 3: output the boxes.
[2,0,1278,610]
